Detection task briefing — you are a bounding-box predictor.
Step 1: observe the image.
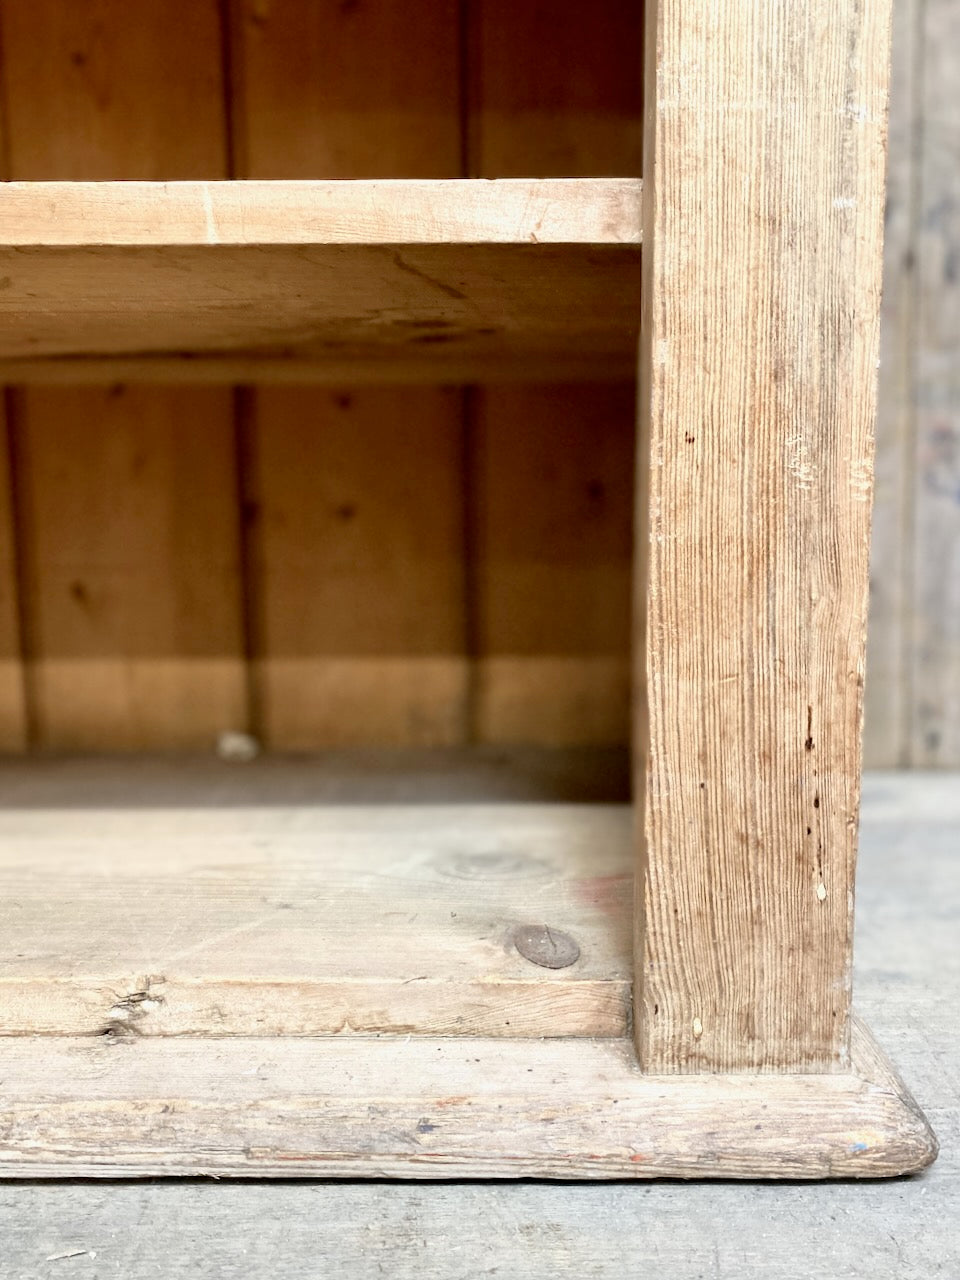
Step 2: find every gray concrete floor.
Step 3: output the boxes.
[1,771,957,1280]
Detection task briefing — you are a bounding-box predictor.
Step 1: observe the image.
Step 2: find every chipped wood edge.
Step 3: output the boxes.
[0,1016,937,1180]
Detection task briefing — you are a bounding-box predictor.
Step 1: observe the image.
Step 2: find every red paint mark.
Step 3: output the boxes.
[435,1096,470,1107]
[574,874,632,920]
[630,1153,648,1163]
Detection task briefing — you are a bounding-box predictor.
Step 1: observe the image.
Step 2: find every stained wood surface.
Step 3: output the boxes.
[635,0,890,1072]
[0,0,249,752]
[0,1021,936,1179]
[468,0,640,747]
[0,785,631,1037]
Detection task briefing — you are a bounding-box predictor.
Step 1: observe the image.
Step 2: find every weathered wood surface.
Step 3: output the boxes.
[0,791,631,1037]
[0,772,951,1270]
[635,0,891,1072]
[0,1020,936,1179]
[0,178,642,246]
[0,180,641,384]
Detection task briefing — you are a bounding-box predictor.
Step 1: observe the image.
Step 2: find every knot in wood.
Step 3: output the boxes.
[512,924,580,970]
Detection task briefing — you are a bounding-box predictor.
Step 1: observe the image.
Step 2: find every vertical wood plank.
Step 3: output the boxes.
[469,0,641,746]
[635,0,891,1071]
[863,0,918,768]
[472,386,634,745]
[10,388,244,751]
[244,387,467,748]
[231,0,467,748]
[909,0,960,766]
[0,398,26,751]
[0,0,246,751]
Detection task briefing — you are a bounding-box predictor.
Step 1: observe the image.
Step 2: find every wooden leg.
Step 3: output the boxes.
[633,0,905,1070]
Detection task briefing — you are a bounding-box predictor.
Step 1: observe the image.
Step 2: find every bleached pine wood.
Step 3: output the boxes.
[0,179,641,386]
[0,796,631,1038]
[635,0,891,1071]
[0,0,249,751]
[0,178,641,246]
[0,1022,936,1179]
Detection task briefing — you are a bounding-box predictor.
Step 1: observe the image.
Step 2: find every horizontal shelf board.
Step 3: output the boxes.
[0,179,642,384]
[0,1022,937,1179]
[0,179,642,247]
[0,766,632,1037]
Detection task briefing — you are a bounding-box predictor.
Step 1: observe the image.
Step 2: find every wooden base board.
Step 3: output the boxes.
[0,785,631,1039]
[0,1020,936,1180]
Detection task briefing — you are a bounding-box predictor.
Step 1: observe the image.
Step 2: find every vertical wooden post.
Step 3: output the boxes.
[635,0,892,1072]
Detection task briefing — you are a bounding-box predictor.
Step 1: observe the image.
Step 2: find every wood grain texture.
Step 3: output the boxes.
[472,385,634,745]
[0,185,641,386]
[909,0,960,766]
[231,1,461,750]
[0,178,642,246]
[0,777,952,1254]
[0,0,248,750]
[0,1021,936,1179]
[635,0,891,1071]
[468,0,641,746]
[242,387,470,748]
[8,388,246,750]
[0,793,631,1038]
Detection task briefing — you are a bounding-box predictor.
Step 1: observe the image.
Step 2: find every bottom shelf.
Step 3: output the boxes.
[0,1021,937,1179]
[0,755,938,1179]
[0,753,632,1040]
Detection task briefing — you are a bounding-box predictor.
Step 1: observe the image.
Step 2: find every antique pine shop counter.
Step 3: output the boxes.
[0,0,937,1178]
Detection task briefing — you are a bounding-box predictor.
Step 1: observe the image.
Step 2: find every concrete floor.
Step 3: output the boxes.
[1,771,957,1280]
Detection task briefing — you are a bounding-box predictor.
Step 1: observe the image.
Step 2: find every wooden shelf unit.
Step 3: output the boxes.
[0,0,938,1181]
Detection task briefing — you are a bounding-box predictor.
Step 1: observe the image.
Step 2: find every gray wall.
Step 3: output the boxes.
[866,0,960,766]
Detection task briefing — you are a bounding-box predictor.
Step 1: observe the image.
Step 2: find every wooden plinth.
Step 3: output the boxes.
[0,1021,936,1180]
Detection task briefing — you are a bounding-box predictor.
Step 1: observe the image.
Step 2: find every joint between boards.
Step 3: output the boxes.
[3,387,39,751]
[231,385,264,745]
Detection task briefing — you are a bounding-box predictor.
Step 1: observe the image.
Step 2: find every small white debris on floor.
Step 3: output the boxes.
[216,731,260,763]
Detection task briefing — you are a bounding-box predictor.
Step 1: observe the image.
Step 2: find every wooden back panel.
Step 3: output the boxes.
[0,0,642,755]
